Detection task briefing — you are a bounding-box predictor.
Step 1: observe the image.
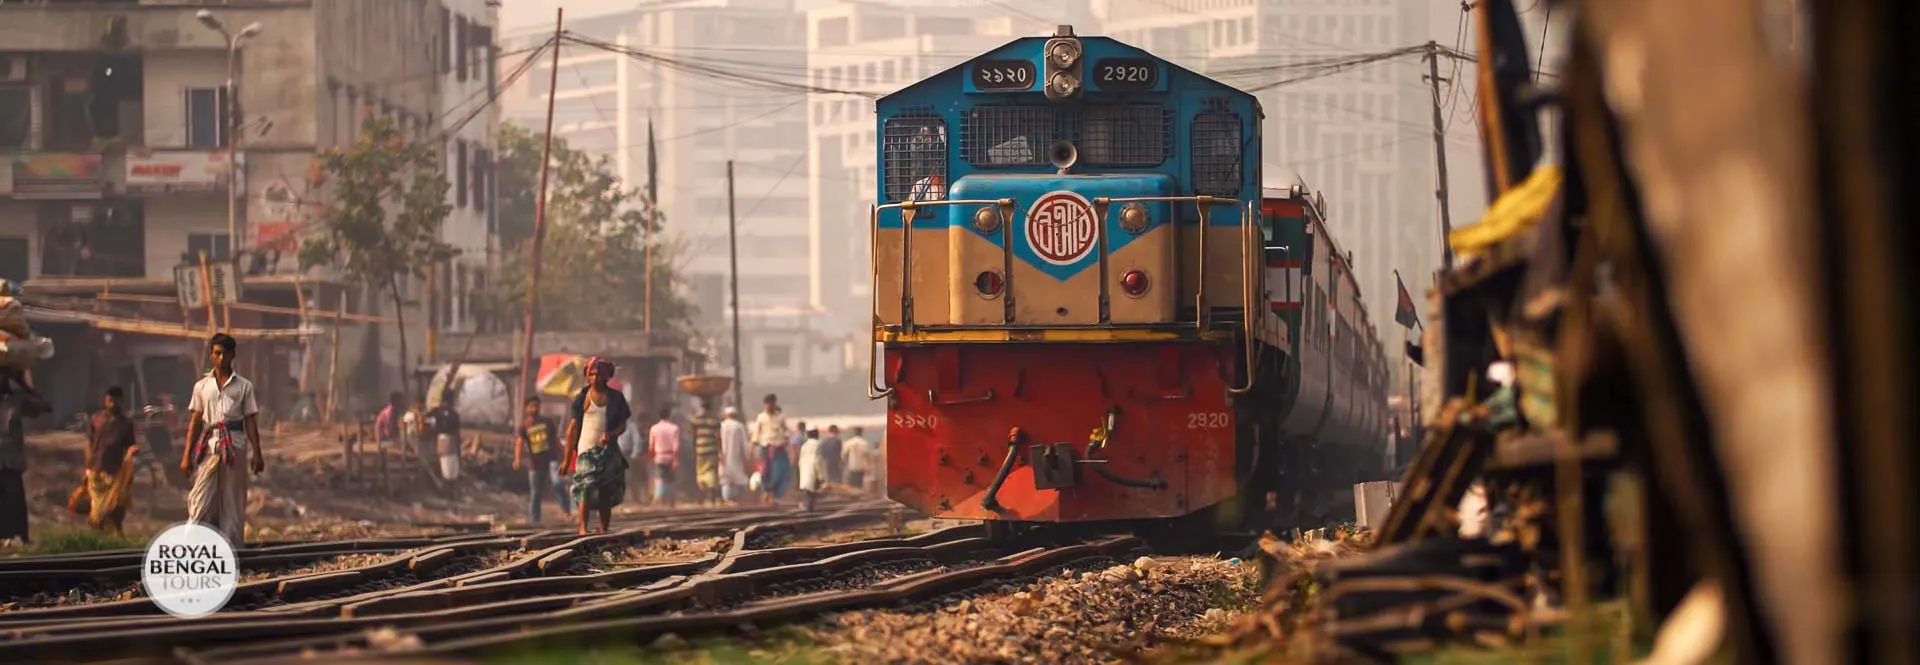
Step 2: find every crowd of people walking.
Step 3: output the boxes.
[501,358,878,535]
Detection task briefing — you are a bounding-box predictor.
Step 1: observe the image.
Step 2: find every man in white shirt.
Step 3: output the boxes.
[751,394,791,506]
[181,333,263,547]
[718,407,751,504]
[841,426,875,494]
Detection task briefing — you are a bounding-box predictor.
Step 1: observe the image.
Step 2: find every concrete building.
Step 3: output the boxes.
[0,0,496,419]
[430,0,501,339]
[499,0,812,314]
[1095,0,1458,383]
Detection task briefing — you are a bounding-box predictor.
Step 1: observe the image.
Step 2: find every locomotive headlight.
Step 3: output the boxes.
[1048,41,1081,68]
[972,206,1001,234]
[1120,269,1151,298]
[1047,72,1081,99]
[1118,203,1149,235]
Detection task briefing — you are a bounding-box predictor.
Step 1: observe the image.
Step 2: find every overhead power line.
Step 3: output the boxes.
[559,33,881,99]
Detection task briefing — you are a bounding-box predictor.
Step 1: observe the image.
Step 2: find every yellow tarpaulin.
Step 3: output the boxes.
[1447,165,1564,262]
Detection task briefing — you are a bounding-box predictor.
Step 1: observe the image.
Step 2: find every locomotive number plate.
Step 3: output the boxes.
[971,59,1036,91]
[1094,57,1159,90]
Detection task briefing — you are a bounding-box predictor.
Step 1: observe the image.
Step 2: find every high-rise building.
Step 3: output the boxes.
[1097,0,1458,377]
[499,0,812,313]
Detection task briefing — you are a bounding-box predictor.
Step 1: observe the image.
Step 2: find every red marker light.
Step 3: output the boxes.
[974,270,1004,298]
[1120,270,1150,297]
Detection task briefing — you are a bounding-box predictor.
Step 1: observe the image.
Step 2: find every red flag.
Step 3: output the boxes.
[1393,270,1420,329]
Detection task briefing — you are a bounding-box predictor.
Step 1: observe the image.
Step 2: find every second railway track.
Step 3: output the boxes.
[0,503,1153,664]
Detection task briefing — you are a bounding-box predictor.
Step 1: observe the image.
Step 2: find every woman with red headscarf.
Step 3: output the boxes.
[563,357,631,534]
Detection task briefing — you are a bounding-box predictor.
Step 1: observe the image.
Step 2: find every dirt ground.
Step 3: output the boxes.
[798,555,1259,664]
[8,424,588,544]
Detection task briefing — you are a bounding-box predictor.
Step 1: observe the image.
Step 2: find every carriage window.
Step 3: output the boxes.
[882,109,948,205]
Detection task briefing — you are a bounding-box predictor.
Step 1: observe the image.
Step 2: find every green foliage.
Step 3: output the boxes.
[299,116,459,286]
[480,124,695,333]
[299,116,457,396]
[12,526,149,555]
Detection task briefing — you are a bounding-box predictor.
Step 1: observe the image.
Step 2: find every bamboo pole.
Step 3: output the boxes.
[197,251,218,333]
[294,279,312,393]
[91,292,392,324]
[325,291,345,424]
[425,261,438,362]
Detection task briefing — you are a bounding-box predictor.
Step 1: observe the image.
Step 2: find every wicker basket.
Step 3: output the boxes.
[677,374,734,397]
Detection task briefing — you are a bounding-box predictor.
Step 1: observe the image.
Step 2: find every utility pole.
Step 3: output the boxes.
[515,9,563,407]
[644,115,658,333]
[1422,41,1457,270]
[726,159,744,412]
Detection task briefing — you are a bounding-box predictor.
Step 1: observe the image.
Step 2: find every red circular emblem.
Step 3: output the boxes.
[1023,191,1099,266]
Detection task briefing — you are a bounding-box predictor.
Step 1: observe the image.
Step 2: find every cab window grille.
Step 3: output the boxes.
[962,106,1057,167]
[962,105,1172,168]
[1082,105,1170,167]
[1191,106,1242,197]
[882,108,948,204]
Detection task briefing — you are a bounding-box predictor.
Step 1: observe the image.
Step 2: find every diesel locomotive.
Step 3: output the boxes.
[869,26,1390,533]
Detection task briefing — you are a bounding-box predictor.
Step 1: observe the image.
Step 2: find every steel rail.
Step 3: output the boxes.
[288,534,1141,663]
[0,526,1114,663]
[0,501,818,575]
[0,508,899,637]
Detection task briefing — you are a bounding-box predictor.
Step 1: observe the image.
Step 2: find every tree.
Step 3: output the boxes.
[479,124,694,333]
[300,116,458,397]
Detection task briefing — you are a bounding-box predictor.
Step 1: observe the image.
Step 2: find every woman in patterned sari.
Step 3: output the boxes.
[563,358,631,535]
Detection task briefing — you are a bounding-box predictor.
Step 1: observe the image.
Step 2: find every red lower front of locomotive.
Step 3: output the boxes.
[883,342,1239,522]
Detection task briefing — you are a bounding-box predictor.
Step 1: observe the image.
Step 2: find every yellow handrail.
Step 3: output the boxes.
[1093,195,1238,335]
[1229,201,1258,394]
[868,197,1013,399]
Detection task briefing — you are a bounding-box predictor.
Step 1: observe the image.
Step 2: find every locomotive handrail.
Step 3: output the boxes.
[868,198,1016,400]
[866,203,891,400]
[1092,195,1237,335]
[1229,200,1259,394]
[1092,195,1259,392]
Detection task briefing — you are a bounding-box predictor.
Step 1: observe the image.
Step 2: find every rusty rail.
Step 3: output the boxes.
[0,520,1128,664]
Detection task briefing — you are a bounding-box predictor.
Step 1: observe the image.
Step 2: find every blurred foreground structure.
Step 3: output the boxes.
[1299,0,1918,663]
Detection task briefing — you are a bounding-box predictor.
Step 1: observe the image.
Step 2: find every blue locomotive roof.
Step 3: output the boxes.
[876,30,1259,110]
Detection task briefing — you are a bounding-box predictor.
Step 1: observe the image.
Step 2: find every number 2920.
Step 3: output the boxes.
[1187,412,1230,429]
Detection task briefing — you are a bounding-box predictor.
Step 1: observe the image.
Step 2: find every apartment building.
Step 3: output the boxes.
[499,0,811,313]
[1097,0,1446,374]
[432,0,498,337]
[0,0,497,418]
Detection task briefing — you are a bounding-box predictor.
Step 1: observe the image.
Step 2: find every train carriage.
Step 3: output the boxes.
[869,26,1389,532]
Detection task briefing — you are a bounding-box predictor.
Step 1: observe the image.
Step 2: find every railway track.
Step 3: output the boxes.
[0,502,1146,664]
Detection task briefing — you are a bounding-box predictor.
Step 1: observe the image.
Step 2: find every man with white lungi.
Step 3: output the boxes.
[181,333,265,547]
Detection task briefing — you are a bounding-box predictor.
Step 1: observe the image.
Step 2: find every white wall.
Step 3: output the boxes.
[141,50,229,149]
[141,195,227,279]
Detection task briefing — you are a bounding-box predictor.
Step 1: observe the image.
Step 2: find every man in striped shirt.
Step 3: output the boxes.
[690,399,722,506]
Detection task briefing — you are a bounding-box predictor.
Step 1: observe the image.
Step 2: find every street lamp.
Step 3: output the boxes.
[195,10,262,261]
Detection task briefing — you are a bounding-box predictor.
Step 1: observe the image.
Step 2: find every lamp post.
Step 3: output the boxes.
[195,10,262,260]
